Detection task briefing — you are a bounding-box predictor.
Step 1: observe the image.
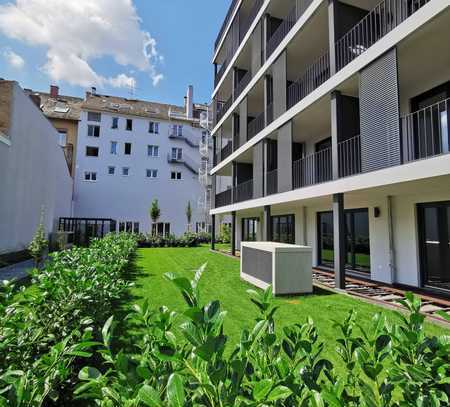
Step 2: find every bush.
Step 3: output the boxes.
[0,233,137,406]
[73,265,450,406]
[137,233,200,248]
[218,223,231,244]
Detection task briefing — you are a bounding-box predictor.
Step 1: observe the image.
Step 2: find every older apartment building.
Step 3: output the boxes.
[210,0,450,295]
[73,86,213,236]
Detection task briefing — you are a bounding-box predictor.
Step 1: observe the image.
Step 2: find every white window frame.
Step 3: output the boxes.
[86,146,99,157]
[108,166,115,175]
[124,142,132,155]
[84,171,97,182]
[146,169,158,178]
[112,117,119,129]
[110,141,118,155]
[87,125,100,138]
[122,167,130,176]
[171,147,182,160]
[170,171,182,180]
[147,145,159,157]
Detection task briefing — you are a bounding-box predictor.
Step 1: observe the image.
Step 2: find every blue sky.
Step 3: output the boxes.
[0,0,230,105]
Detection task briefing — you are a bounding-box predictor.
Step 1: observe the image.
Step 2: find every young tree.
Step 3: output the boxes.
[28,207,48,268]
[186,201,192,232]
[149,199,161,235]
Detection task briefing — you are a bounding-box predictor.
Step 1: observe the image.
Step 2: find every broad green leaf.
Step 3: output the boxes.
[167,373,185,407]
[139,385,162,407]
[253,379,273,401]
[267,385,292,402]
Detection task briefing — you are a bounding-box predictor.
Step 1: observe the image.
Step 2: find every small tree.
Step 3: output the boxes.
[186,201,192,232]
[28,208,48,267]
[149,199,161,235]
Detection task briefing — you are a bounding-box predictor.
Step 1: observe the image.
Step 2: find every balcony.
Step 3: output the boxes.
[266,169,278,195]
[335,0,431,72]
[266,0,313,59]
[167,153,199,174]
[401,97,450,163]
[216,96,233,124]
[287,52,330,109]
[248,111,265,141]
[221,141,233,161]
[235,69,252,100]
[214,0,240,52]
[293,147,332,189]
[234,179,254,203]
[338,135,362,178]
[216,189,232,207]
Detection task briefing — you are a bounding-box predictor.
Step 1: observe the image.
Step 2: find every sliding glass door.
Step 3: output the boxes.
[318,209,371,273]
[418,202,450,292]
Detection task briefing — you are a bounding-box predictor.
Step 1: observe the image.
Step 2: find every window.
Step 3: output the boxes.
[171,147,182,160]
[119,222,125,232]
[133,222,140,234]
[147,145,159,157]
[57,130,67,147]
[271,214,295,244]
[112,117,119,129]
[149,121,159,134]
[170,171,182,180]
[87,125,100,138]
[86,146,99,157]
[122,167,130,176]
[118,221,139,233]
[84,171,97,181]
[152,222,171,237]
[126,119,133,131]
[242,218,259,241]
[110,141,118,155]
[108,166,115,175]
[87,111,101,122]
[146,169,158,178]
[124,143,132,155]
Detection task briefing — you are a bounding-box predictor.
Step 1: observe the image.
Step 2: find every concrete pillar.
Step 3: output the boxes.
[211,174,216,209]
[331,90,342,180]
[239,98,248,146]
[212,136,217,167]
[253,141,264,199]
[232,67,238,102]
[231,211,236,256]
[232,113,239,151]
[231,161,236,203]
[263,205,271,241]
[262,14,270,63]
[211,214,216,250]
[277,121,293,192]
[333,193,345,289]
[273,51,287,119]
[328,0,338,76]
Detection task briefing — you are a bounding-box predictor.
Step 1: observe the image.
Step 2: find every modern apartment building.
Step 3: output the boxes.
[73,86,211,236]
[0,80,73,254]
[210,0,450,295]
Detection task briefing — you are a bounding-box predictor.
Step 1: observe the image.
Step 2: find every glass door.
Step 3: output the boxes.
[418,202,450,292]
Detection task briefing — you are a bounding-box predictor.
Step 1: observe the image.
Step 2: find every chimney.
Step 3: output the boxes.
[50,85,59,99]
[186,85,194,119]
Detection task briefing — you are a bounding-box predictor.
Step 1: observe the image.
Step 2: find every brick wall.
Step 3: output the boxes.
[0,81,14,138]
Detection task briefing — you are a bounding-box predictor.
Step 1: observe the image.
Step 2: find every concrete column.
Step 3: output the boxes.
[262,14,270,63]
[212,136,217,167]
[239,98,248,146]
[211,214,216,250]
[253,141,264,199]
[277,121,293,192]
[263,139,268,196]
[231,161,236,203]
[331,90,342,180]
[263,205,271,241]
[232,67,238,102]
[328,0,338,76]
[333,193,346,289]
[273,51,287,119]
[232,113,239,151]
[231,211,236,256]
[264,75,269,126]
[211,174,216,209]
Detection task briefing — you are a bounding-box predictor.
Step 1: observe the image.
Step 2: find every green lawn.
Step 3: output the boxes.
[119,246,447,366]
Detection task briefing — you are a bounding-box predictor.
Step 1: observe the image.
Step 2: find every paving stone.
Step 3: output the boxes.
[420,304,444,313]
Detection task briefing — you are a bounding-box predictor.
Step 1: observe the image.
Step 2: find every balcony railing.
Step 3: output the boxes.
[221,141,233,161]
[266,169,278,195]
[240,0,264,43]
[401,98,450,163]
[293,147,332,189]
[216,96,233,124]
[216,189,232,208]
[248,111,265,140]
[214,0,240,51]
[287,52,330,109]
[335,0,431,71]
[234,179,254,203]
[235,69,252,100]
[338,135,362,178]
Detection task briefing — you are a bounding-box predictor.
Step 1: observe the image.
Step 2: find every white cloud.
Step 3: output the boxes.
[0,0,163,88]
[2,48,25,69]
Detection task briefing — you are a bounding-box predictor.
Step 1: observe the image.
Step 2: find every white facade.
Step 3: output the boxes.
[0,81,73,254]
[74,109,206,236]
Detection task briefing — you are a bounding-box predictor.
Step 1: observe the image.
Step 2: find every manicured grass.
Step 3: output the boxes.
[123,246,448,365]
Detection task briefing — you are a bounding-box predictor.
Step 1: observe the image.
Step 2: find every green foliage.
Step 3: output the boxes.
[0,233,137,406]
[185,201,192,231]
[137,233,200,248]
[74,265,450,406]
[27,208,48,267]
[218,223,230,244]
[149,199,161,233]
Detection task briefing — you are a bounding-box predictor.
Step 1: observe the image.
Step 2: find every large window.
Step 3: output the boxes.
[171,147,182,160]
[86,146,99,157]
[87,125,100,138]
[152,223,171,237]
[271,215,295,244]
[317,209,371,273]
[242,218,259,241]
[87,111,101,122]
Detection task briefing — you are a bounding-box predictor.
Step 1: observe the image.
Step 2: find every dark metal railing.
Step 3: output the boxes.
[247,111,265,140]
[266,102,274,125]
[266,169,278,195]
[240,0,264,43]
[293,147,332,189]
[234,179,254,203]
[221,141,233,161]
[216,95,233,124]
[235,69,252,99]
[287,52,330,109]
[266,0,313,59]
[214,0,240,51]
[401,98,450,163]
[338,135,362,178]
[216,189,232,208]
[335,0,431,71]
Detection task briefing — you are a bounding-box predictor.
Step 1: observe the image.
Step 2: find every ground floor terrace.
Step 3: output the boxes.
[211,171,450,299]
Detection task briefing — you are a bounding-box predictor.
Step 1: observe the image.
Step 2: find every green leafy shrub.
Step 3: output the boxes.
[74,265,450,406]
[137,233,200,248]
[28,209,48,267]
[0,233,137,405]
[218,223,231,244]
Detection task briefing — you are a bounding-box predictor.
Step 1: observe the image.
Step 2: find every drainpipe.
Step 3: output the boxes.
[387,195,396,284]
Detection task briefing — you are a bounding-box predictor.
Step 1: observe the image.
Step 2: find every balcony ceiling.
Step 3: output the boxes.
[339,0,380,12]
